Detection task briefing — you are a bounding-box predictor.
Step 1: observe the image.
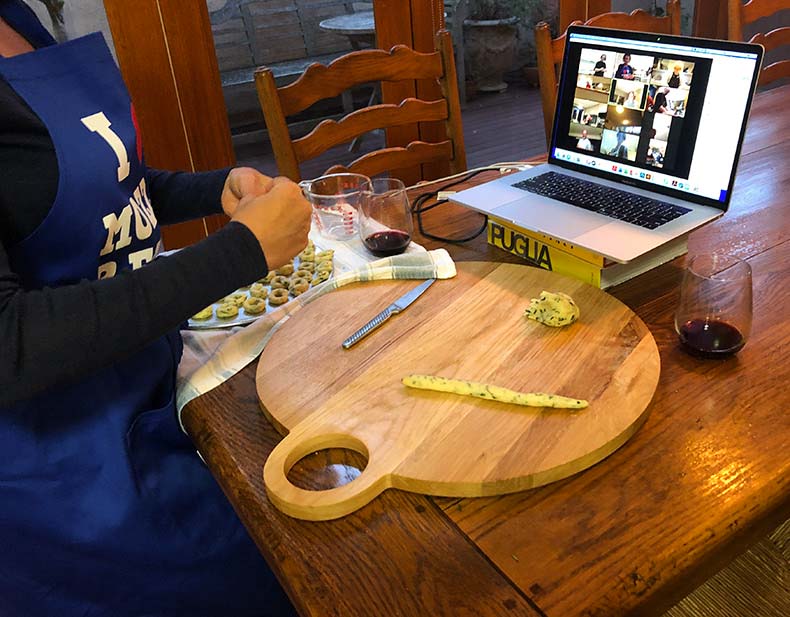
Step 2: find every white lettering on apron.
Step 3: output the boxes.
[81,111,131,182]
[129,180,157,241]
[97,261,117,279]
[128,247,154,270]
[100,205,133,255]
[97,175,159,279]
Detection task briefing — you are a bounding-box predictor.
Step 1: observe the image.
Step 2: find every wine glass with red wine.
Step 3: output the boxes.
[674,253,752,358]
[359,178,413,257]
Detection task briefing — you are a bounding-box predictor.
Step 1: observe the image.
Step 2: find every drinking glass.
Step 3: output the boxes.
[359,177,413,257]
[300,173,371,240]
[674,253,752,358]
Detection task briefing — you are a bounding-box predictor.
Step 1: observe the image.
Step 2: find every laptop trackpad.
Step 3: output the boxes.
[493,198,605,239]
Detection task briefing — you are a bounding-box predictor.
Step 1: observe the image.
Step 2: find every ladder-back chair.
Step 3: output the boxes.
[254,29,467,182]
[535,0,682,147]
[728,0,790,85]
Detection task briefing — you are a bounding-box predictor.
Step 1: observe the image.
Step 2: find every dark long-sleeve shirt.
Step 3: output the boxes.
[0,78,268,406]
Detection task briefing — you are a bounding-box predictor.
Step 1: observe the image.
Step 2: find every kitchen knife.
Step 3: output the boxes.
[342,278,435,349]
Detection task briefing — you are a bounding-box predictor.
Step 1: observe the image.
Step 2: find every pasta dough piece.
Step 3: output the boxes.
[249,283,268,299]
[268,288,289,306]
[289,277,310,296]
[315,260,333,274]
[192,306,213,321]
[402,374,588,409]
[242,297,266,314]
[216,303,239,319]
[312,270,331,285]
[524,291,579,327]
[297,247,315,262]
[222,293,247,307]
[270,275,290,290]
[259,271,276,285]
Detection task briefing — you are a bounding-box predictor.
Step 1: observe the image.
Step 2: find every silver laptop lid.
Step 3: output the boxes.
[549,26,763,210]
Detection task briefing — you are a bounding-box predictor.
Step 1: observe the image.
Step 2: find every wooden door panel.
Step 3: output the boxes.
[104,0,233,248]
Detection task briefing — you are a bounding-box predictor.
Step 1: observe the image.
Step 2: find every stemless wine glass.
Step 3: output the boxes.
[359,177,414,257]
[674,253,753,358]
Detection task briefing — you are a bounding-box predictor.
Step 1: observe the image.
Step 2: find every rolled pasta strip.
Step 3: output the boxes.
[402,374,588,410]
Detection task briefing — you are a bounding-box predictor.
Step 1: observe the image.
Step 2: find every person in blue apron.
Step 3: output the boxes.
[0,2,310,615]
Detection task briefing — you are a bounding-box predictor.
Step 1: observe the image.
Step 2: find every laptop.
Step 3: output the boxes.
[450,26,764,263]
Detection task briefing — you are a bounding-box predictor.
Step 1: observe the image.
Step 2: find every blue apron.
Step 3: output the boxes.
[0,4,293,616]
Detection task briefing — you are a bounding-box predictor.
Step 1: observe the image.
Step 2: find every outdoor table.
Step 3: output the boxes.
[318,10,376,50]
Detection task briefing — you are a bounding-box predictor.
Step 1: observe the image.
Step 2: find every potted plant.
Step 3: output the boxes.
[463,1,520,93]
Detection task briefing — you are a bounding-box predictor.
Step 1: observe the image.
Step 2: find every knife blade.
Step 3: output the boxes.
[342,278,435,349]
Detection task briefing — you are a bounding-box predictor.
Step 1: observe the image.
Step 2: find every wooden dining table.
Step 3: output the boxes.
[182,83,790,616]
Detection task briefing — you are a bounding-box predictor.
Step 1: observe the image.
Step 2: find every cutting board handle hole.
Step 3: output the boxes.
[286,447,369,492]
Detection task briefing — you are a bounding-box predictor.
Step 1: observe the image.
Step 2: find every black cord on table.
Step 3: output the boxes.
[410,168,499,243]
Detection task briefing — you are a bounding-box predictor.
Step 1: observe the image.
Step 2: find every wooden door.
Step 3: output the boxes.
[559,0,612,33]
[373,0,448,184]
[103,0,234,249]
[693,0,728,38]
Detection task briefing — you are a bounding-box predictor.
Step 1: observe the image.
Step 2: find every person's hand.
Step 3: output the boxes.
[221,167,274,218]
[231,176,311,270]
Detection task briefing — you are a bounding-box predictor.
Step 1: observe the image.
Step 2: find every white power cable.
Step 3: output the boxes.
[406,162,534,192]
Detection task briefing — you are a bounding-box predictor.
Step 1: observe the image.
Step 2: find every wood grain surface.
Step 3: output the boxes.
[188,370,544,617]
[181,85,790,617]
[442,241,790,617]
[257,263,660,520]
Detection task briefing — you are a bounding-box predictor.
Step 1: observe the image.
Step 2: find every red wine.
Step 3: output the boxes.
[363,230,411,257]
[678,319,745,358]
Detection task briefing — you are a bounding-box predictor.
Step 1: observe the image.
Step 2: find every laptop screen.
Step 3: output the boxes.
[549,27,762,209]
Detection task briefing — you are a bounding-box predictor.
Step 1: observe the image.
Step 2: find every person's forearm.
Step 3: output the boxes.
[146,168,230,225]
[0,222,266,406]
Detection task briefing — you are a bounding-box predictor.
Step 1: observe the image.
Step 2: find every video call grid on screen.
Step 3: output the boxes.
[551,31,761,207]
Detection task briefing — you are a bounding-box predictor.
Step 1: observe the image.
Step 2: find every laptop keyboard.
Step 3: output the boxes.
[512,171,691,230]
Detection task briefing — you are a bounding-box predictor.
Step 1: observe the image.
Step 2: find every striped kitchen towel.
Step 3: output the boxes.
[176,248,456,429]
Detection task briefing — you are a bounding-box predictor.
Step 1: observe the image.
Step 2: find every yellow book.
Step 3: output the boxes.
[489,217,606,267]
[487,218,604,286]
[487,218,689,289]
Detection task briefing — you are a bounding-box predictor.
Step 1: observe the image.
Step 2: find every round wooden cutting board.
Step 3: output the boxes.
[257,262,660,520]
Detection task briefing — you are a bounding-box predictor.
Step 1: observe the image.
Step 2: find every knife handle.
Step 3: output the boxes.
[342,308,393,349]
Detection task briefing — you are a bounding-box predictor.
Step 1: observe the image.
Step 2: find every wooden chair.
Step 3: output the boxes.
[535,0,681,148]
[254,29,467,182]
[728,0,790,86]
